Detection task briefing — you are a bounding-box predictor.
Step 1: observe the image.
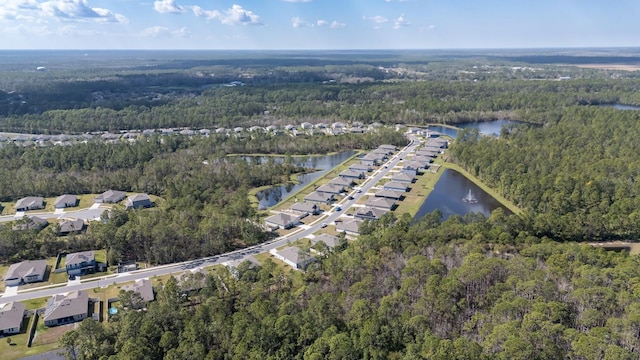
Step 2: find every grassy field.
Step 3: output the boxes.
[391,168,444,217]
[0,314,63,360]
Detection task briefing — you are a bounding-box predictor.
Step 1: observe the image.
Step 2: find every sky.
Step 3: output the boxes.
[0,0,639,50]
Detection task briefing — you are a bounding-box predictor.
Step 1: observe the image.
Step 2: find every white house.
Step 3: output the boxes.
[273,247,315,270]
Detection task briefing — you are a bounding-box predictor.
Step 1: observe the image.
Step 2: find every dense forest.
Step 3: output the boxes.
[449,105,640,241]
[60,212,640,359]
[0,129,407,264]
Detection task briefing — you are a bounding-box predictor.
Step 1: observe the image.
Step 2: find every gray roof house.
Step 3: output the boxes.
[391,173,416,183]
[355,206,389,221]
[311,234,341,250]
[15,196,44,211]
[43,290,89,327]
[316,184,345,195]
[339,169,365,179]
[121,278,155,303]
[226,255,261,278]
[383,181,409,192]
[54,194,77,209]
[125,193,152,209]
[329,177,354,187]
[401,163,421,175]
[361,153,382,166]
[65,251,96,276]
[3,259,47,287]
[364,197,397,210]
[94,190,126,204]
[59,218,85,234]
[335,219,363,236]
[0,302,26,335]
[375,189,404,200]
[304,191,335,204]
[416,150,439,158]
[349,164,372,172]
[12,216,48,231]
[273,247,315,270]
[378,144,398,152]
[264,213,301,230]
[289,202,321,216]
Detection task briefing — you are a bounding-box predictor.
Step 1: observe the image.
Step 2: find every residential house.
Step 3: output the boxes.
[0,302,26,335]
[383,181,409,192]
[300,122,314,130]
[199,129,211,136]
[273,247,315,270]
[339,169,365,179]
[248,126,263,133]
[329,176,354,188]
[391,173,416,183]
[349,127,365,134]
[94,190,126,204]
[401,163,421,175]
[121,278,155,303]
[378,144,398,152]
[424,138,448,148]
[416,150,439,158]
[412,155,434,165]
[289,202,321,217]
[375,190,403,200]
[179,129,196,136]
[331,122,346,129]
[355,206,389,221]
[311,234,341,251]
[315,123,327,129]
[364,197,397,210]
[264,213,301,230]
[265,125,278,133]
[58,218,85,235]
[54,194,77,209]
[12,216,48,231]
[372,148,392,157]
[304,191,335,204]
[349,164,372,173]
[361,153,383,166]
[225,256,261,278]
[316,184,345,195]
[125,193,152,209]
[3,259,47,286]
[43,290,89,327]
[335,219,363,236]
[284,124,296,131]
[233,127,244,133]
[65,251,96,276]
[15,196,44,211]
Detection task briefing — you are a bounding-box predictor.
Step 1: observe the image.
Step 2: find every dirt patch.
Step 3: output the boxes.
[33,323,76,346]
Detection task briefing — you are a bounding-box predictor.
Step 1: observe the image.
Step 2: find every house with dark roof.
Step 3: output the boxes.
[43,290,89,327]
[416,150,439,158]
[304,191,335,204]
[264,213,301,230]
[289,202,321,216]
[15,196,44,211]
[121,278,155,303]
[3,260,47,286]
[378,144,398,152]
[401,163,421,175]
[361,153,382,166]
[339,169,365,179]
[383,181,409,192]
[391,173,416,183]
[0,302,26,335]
[335,219,363,236]
[65,251,96,276]
[54,194,77,209]
[349,163,372,173]
[94,190,126,204]
[412,155,433,165]
[355,207,389,221]
[58,218,85,235]
[316,184,345,195]
[125,193,152,209]
[364,197,397,210]
[273,247,315,270]
[12,216,48,231]
[375,189,404,200]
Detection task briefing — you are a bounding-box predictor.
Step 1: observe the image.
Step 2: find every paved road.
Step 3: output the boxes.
[0,136,421,304]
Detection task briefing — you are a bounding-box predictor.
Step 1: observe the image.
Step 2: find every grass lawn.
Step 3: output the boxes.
[0,263,9,292]
[24,296,49,310]
[1,202,11,215]
[392,169,443,217]
[315,225,340,237]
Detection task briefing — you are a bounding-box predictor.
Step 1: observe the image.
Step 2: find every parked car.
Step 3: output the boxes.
[336,206,342,211]
[348,196,354,200]
[320,223,328,228]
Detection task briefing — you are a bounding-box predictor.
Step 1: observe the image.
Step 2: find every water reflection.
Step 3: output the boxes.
[426,119,521,139]
[596,103,640,111]
[414,169,510,221]
[254,151,357,209]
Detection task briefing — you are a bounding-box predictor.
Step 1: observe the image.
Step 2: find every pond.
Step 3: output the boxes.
[254,150,357,210]
[596,103,640,111]
[426,119,521,139]
[413,169,511,221]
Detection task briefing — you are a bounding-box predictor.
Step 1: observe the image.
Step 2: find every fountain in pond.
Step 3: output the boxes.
[462,188,478,204]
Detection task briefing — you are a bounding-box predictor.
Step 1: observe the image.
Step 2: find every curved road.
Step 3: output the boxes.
[1,135,421,304]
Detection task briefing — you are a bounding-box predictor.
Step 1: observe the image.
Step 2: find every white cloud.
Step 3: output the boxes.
[364,15,388,24]
[316,20,328,27]
[292,17,311,28]
[3,0,40,10]
[330,21,345,29]
[154,0,184,14]
[40,0,128,23]
[172,27,190,37]
[393,14,410,29]
[141,26,170,37]
[193,4,262,26]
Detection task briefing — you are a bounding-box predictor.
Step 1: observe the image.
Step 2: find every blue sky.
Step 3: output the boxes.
[0,0,639,49]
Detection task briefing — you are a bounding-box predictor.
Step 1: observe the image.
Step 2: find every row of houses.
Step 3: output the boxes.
[3,250,99,287]
[11,191,152,212]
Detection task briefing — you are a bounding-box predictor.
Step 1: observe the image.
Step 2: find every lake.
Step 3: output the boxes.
[597,103,640,111]
[427,119,520,139]
[255,150,357,210]
[414,169,511,221]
